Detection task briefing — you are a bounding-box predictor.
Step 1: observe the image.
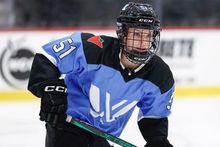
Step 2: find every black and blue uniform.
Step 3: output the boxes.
[28,32,174,147]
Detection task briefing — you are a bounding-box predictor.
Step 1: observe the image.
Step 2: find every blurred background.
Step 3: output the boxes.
[0,0,220,147]
[1,0,220,27]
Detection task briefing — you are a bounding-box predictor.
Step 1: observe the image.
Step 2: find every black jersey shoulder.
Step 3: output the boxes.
[80,32,119,65]
[139,55,174,93]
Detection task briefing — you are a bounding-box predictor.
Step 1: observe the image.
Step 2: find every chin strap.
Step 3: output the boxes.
[119,51,146,76]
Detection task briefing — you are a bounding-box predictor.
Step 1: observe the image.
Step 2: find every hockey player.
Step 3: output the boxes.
[28,2,174,147]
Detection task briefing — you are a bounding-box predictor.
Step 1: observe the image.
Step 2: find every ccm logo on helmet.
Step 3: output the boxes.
[44,86,67,93]
[138,18,153,23]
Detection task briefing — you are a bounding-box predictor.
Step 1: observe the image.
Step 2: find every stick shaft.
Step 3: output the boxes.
[66,115,137,147]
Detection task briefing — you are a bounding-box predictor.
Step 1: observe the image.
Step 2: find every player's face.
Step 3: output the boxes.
[125,28,153,52]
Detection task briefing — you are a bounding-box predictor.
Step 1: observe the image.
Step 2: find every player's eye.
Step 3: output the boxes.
[134,32,141,37]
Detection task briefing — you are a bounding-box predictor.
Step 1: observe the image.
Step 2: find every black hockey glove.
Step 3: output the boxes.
[145,138,173,147]
[38,79,67,128]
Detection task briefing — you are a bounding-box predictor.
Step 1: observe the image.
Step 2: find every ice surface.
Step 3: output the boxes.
[0,97,220,147]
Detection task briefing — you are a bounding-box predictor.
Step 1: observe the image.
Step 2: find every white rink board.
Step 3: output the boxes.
[0,97,220,147]
[0,29,220,91]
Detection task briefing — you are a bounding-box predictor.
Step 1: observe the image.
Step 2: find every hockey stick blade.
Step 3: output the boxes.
[66,115,137,147]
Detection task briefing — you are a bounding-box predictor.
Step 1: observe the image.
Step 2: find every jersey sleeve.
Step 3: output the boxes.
[41,32,87,75]
[137,83,175,120]
[27,53,61,97]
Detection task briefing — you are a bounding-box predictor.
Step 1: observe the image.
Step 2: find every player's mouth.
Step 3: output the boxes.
[132,47,148,53]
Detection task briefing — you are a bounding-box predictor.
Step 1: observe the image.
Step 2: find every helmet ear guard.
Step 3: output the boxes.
[116,2,161,64]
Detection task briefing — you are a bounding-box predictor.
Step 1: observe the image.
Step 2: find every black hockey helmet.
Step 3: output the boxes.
[117,2,161,64]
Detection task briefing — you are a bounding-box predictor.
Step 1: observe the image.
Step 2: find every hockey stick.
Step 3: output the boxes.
[66,115,137,147]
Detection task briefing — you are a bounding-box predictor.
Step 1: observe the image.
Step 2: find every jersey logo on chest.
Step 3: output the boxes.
[89,84,137,123]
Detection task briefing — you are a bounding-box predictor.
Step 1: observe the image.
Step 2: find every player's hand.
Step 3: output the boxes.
[38,79,67,128]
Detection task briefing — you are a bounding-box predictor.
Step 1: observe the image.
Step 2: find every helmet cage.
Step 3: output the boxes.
[117,22,160,64]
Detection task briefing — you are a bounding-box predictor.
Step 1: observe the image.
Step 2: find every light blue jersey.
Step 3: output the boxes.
[42,32,174,137]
